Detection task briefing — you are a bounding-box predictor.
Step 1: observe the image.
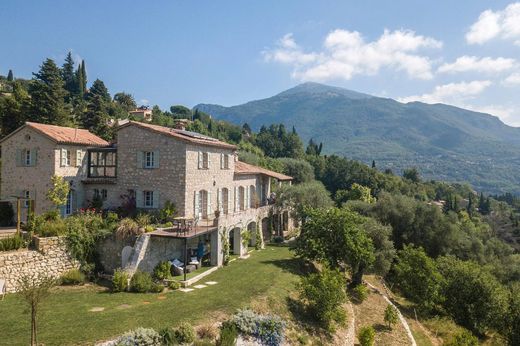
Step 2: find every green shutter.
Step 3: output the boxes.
[136,151,143,169]
[153,191,159,209]
[153,150,160,168]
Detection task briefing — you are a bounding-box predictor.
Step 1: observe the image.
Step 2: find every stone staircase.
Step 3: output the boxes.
[123,234,151,277]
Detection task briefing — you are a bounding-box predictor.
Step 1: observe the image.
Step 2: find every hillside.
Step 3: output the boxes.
[196,82,520,194]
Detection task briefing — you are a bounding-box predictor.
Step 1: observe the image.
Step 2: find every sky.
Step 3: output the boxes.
[2,1,520,126]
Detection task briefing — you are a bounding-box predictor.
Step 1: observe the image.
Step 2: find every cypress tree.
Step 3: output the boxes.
[372,160,376,169]
[29,58,70,125]
[317,142,323,155]
[467,194,474,216]
[7,69,14,81]
[80,60,87,94]
[61,52,76,98]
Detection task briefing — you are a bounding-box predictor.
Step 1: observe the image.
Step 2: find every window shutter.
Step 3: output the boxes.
[226,154,231,169]
[198,151,202,169]
[153,191,159,209]
[136,151,143,169]
[220,154,224,169]
[32,149,38,166]
[234,187,238,212]
[207,152,211,167]
[207,190,212,215]
[194,190,200,218]
[15,149,22,166]
[153,150,160,168]
[246,188,250,209]
[227,189,232,214]
[76,150,82,167]
[60,148,67,166]
[217,188,222,212]
[135,190,143,208]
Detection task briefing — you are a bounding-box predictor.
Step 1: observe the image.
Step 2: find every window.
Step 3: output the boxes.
[221,154,229,169]
[65,191,73,215]
[198,152,209,169]
[88,149,117,177]
[144,191,154,208]
[94,189,108,200]
[76,150,83,167]
[23,190,30,208]
[66,150,71,166]
[24,150,31,166]
[60,149,71,167]
[144,151,155,168]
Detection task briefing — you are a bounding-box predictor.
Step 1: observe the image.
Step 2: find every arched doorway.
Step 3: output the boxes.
[261,217,270,242]
[247,221,257,247]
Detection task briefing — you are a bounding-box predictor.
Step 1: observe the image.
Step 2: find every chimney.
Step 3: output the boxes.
[174,119,189,131]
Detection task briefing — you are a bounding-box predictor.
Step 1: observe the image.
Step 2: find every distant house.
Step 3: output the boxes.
[0,121,293,267]
[129,106,152,122]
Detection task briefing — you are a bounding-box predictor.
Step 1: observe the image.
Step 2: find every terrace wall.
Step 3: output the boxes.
[0,236,78,293]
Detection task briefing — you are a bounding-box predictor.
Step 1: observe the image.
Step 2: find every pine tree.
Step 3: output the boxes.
[29,58,70,125]
[0,81,30,135]
[61,52,76,99]
[242,122,252,135]
[87,79,111,103]
[81,94,111,139]
[7,69,14,81]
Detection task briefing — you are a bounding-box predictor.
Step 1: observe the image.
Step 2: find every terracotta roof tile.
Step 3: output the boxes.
[120,121,237,149]
[24,122,109,146]
[235,161,293,181]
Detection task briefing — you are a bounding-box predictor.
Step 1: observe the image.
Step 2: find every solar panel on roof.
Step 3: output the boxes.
[176,130,219,142]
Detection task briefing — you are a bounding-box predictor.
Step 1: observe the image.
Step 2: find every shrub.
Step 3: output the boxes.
[272,236,284,244]
[173,322,195,344]
[104,211,119,230]
[60,269,85,285]
[39,218,67,237]
[112,269,129,292]
[159,200,176,223]
[0,233,26,252]
[197,324,218,341]
[151,282,164,293]
[135,213,152,228]
[351,284,369,303]
[163,221,173,228]
[384,304,399,329]
[144,225,154,233]
[153,261,172,280]
[168,281,181,290]
[445,330,479,346]
[217,321,238,346]
[358,326,375,346]
[0,202,14,226]
[159,327,175,346]
[116,218,141,239]
[130,271,153,293]
[298,268,347,332]
[115,327,162,346]
[231,309,284,346]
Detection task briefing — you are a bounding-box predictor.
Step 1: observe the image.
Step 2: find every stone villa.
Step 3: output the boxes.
[0,121,293,271]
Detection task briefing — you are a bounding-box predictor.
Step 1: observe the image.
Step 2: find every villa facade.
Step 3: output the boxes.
[0,121,293,268]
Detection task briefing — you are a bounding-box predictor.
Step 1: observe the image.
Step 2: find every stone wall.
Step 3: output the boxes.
[95,235,136,274]
[0,236,79,293]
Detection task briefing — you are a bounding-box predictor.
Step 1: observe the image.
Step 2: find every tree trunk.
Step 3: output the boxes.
[350,262,365,287]
[31,305,36,346]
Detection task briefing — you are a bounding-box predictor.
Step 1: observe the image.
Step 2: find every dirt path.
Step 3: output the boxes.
[364,281,417,346]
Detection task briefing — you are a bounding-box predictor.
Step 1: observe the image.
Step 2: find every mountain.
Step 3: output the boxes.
[195,82,520,194]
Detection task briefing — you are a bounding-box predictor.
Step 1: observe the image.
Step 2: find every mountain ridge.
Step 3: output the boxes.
[195,82,520,194]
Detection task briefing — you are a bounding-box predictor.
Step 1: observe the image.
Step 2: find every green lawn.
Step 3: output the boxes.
[0,246,300,346]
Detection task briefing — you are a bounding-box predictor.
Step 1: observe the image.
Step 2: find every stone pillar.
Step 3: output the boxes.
[211,229,222,266]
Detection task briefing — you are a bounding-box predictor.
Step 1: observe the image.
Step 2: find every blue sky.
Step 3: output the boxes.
[2,1,520,125]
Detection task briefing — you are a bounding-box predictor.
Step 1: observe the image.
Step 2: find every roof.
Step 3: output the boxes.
[1,122,109,147]
[119,121,237,149]
[235,161,293,181]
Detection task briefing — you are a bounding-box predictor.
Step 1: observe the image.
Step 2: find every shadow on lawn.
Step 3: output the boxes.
[260,257,316,276]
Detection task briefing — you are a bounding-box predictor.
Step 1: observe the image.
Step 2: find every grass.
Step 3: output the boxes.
[0,246,301,346]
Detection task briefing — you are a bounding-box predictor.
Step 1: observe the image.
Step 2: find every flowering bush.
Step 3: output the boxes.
[115,327,162,346]
[231,309,285,346]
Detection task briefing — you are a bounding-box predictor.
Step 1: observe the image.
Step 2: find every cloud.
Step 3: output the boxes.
[466,3,520,45]
[398,80,492,104]
[503,72,520,85]
[263,29,442,81]
[438,56,516,73]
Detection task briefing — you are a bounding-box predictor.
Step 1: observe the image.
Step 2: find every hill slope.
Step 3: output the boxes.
[196,82,520,194]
